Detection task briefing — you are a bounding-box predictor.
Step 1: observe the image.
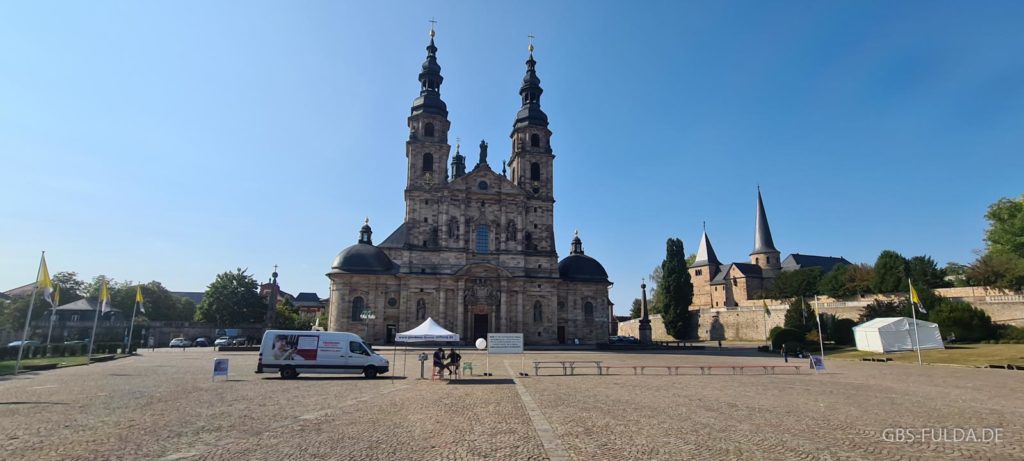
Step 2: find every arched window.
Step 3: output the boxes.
[524,232,533,251]
[533,301,543,322]
[422,153,434,172]
[447,217,459,240]
[424,122,435,137]
[350,296,365,322]
[475,225,490,253]
[416,298,426,321]
[530,133,540,147]
[584,302,594,319]
[530,162,541,181]
[558,301,566,312]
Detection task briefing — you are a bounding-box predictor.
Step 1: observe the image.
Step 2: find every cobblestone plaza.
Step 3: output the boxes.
[2,348,1021,460]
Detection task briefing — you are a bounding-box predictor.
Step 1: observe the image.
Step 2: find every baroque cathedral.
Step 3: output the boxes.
[326,31,612,345]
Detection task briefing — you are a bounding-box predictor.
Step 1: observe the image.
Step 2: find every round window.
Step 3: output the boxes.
[387,297,398,307]
[478,181,489,190]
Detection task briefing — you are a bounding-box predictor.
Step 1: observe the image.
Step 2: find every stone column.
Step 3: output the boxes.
[639,280,652,345]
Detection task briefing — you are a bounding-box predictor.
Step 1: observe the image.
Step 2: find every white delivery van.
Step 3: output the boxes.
[256,330,389,379]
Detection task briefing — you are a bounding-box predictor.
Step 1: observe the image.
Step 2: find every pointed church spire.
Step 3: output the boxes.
[411,21,447,117]
[513,35,548,129]
[570,229,584,255]
[692,223,721,268]
[751,187,778,255]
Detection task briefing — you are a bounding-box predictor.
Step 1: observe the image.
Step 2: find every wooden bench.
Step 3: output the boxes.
[533,361,604,376]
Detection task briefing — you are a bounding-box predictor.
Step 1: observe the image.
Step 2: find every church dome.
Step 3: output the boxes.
[330,220,397,275]
[557,231,609,283]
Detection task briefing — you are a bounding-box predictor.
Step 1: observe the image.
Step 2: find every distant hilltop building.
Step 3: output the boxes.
[689,188,850,308]
[326,30,612,345]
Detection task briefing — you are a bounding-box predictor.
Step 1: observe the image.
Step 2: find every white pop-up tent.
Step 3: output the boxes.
[853,317,945,353]
[396,317,460,342]
[393,317,460,377]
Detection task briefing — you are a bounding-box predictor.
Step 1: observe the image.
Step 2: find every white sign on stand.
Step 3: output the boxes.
[212,358,229,381]
[487,333,524,354]
[487,333,526,376]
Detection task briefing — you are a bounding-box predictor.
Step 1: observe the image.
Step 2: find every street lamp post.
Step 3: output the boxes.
[360,308,376,341]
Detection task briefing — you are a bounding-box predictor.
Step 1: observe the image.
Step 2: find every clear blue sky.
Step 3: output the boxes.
[2,1,1022,314]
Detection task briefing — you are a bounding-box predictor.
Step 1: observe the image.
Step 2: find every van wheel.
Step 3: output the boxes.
[280,367,299,379]
[364,366,378,379]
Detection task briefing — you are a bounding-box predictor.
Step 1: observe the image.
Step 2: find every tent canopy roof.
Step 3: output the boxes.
[395,317,460,342]
[854,317,938,331]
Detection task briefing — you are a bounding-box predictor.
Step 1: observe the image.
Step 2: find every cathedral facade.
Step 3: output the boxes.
[326,32,612,345]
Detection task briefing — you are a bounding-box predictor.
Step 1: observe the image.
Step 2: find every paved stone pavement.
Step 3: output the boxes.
[1,348,1021,460]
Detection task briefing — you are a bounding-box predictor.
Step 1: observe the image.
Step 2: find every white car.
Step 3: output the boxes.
[169,337,192,348]
[214,337,232,347]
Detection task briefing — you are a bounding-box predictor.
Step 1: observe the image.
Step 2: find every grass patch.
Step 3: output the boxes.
[827,344,1024,367]
[0,356,91,375]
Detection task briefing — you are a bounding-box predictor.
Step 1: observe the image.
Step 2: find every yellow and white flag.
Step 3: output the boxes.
[135,285,145,314]
[909,280,926,314]
[763,300,771,317]
[37,253,54,307]
[99,280,111,314]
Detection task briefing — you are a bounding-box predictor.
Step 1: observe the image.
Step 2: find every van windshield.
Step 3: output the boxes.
[349,341,371,356]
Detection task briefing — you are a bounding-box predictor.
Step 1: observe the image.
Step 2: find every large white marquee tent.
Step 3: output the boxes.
[853,317,945,353]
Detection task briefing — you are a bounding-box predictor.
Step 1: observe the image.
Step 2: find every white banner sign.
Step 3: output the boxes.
[487,333,524,354]
[212,358,229,381]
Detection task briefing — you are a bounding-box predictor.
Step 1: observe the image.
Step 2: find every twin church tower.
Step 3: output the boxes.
[327,29,613,345]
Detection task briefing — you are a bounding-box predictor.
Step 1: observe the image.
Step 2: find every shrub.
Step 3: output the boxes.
[771,328,806,350]
[930,299,996,342]
[768,326,784,339]
[830,318,857,345]
[995,324,1024,341]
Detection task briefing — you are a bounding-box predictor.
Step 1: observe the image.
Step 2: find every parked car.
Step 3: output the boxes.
[7,340,42,348]
[214,337,232,347]
[169,337,192,348]
[231,337,247,346]
[193,337,210,347]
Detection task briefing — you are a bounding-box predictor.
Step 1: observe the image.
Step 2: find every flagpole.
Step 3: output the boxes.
[814,296,825,368]
[126,299,139,355]
[45,308,56,348]
[87,285,103,358]
[909,280,923,366]
[14,287,40,376]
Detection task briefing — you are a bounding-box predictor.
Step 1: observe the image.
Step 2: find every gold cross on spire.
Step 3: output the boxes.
[429,17,437,37]
[528,34,535,53]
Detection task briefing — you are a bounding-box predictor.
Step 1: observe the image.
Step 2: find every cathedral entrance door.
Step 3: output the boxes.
[557,326,566,344]
[386,324,397,344]
[473,314,489,342]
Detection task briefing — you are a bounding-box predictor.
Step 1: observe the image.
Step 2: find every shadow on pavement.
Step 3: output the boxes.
[0,401,69,405]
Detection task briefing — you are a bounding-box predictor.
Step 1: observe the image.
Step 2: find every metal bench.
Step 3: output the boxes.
[600,364,803,376]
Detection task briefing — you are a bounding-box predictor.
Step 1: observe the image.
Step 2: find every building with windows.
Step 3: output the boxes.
[326,31,612,345]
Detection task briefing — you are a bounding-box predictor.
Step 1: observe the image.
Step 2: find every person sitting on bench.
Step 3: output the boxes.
[446,348,462,376]
[432,347,446,377]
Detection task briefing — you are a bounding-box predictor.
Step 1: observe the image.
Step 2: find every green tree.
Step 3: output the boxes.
[845,263,875,295]
[0,297,50,332]
[110,281,196,322]
[648,265,663,314]
[629,298,642,319]
[857,299,923,322]
[194,268,266,327]
[967,252,1024,290]
[908,255,950,289]
[872,250,908,293]
[656,238,693,340]
[686,253,697,266]
[770,268,823,299]
[930,299,995,342]
[818,264,852,298]
[984,194,1024,258]
[783,297,815,332]
[51,271,86,304]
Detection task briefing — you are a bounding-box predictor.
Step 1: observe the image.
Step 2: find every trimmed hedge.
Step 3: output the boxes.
[771,328,806,351]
